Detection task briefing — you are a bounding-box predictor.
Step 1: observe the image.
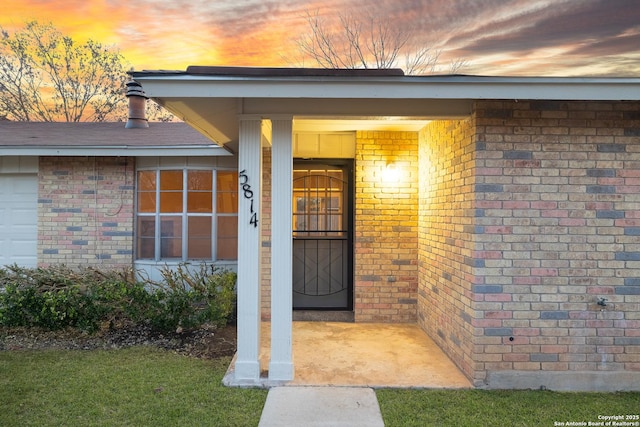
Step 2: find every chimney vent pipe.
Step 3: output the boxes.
[125,80,149,129]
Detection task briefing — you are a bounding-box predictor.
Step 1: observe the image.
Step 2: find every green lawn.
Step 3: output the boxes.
[377,388,640,427]
[2,348,639,427]
[0,349,267,427]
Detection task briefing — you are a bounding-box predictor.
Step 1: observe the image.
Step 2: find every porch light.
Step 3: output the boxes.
[382,163,401,183]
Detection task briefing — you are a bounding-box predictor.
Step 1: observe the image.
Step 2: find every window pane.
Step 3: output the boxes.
[138,191,156,213]
[217,171,238,214]
[217,171,238,192]
[160,217,182,258]
[217,192,238,214]
[160,192,183,213]
[188,192,213,213]
[188,216,212,259]
[137,171,156,213]
[188,170,212,191]
[312,173,327,189]
[217,216,238,260]
[293,171,307,189]
[329,214,342,230]
[138,171,156,191]
[159,170,183,213]
[327,169,344,181]
[136,217,155,259]
[160,170,183,190]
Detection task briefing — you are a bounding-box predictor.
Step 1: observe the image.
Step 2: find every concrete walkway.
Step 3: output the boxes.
[258,386,384,427]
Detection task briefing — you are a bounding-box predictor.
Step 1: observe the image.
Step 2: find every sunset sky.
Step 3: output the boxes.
[1,0,639,76]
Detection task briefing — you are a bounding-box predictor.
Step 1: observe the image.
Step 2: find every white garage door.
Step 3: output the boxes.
[0,174,38,268]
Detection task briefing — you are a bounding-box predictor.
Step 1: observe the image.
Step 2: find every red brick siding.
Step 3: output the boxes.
[418,119,477,381]
[38,156,134,269]
[472,100,640,382]
[355,131,419,322]
[261,147,272,320]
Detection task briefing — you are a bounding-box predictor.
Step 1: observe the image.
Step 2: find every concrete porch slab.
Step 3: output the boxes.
[224,322,472,388]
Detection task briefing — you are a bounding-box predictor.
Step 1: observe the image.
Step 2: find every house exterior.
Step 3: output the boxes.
[3,67,639,391]
[0,120,238,281]
[128,67,640,391]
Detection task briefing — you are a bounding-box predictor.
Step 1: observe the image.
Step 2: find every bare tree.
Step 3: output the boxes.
[145,97,174,122]
[445,57,469,75]
[0,21,129,122]
[296,11,467,75]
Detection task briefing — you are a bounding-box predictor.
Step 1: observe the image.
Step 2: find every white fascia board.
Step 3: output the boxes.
[0,146,231,156]
[134,75,640,101]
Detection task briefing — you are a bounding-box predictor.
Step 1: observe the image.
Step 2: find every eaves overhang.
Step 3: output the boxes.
[0,145,231,157]
[131,71,640,101]
[130,67,640,147]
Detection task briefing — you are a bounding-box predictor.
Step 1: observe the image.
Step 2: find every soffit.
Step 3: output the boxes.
[156,97,472,146]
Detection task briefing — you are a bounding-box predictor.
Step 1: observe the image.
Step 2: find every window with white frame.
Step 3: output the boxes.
[136,165,238,261]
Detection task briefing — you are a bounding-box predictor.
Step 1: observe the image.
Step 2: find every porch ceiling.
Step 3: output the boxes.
[154,97,470,147]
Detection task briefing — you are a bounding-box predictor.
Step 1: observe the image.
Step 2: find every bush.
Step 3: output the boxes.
[146,264,237,332]
[0,264,237,334]
[0,265,102,331]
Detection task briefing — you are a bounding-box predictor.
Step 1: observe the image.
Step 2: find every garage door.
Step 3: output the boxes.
[0,174,38,268]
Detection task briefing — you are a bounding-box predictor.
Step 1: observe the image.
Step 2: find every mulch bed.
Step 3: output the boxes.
[0,323,237,359]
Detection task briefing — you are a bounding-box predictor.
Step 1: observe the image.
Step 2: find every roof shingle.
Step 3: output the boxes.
[0,122,215,147]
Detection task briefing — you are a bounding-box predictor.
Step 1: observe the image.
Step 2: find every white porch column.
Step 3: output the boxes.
[269,117,294,381]
[234,117,263,382]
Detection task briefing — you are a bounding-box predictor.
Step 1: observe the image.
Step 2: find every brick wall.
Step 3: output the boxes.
[38,156,134,269]
[473,100,640,384]
[354,131,419,322]
[261,147,272,320]
[251,100,640,388]
[418,119,477,380]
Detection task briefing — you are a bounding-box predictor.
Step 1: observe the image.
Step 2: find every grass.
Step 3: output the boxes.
[2,348,639,427]
[0,348,267,427]
[377,388,640,427]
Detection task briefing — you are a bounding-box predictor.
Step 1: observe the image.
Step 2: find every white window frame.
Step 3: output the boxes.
[135,158,237,263]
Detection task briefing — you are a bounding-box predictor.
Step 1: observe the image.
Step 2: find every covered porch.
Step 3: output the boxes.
[131,67,640,389]
[132,66,477,386]
[224,321,471,388]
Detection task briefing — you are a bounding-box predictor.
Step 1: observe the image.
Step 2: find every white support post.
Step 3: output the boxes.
[234,117,263,382]
[269,117,294,381]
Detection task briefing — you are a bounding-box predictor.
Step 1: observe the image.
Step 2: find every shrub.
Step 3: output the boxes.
[0,265,138,332]
[146,264,237,332]
[0,264,237,334]
[0,265,97,331]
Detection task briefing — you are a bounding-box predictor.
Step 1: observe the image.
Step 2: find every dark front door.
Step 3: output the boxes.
[292,160,353,310]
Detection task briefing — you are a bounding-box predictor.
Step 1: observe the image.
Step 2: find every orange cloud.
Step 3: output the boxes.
[1,0,639,76]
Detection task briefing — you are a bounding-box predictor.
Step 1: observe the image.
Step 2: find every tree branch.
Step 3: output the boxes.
[296,10,467,75]
[0,21,130,122]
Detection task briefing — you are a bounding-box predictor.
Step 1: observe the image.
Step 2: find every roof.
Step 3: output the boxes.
[134,66,406,78]
[130,66,640,148]
[0,122,230,156]
[131,66,640,101]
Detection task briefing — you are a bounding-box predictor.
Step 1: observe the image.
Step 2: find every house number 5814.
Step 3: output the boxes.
[239,170,258,228]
